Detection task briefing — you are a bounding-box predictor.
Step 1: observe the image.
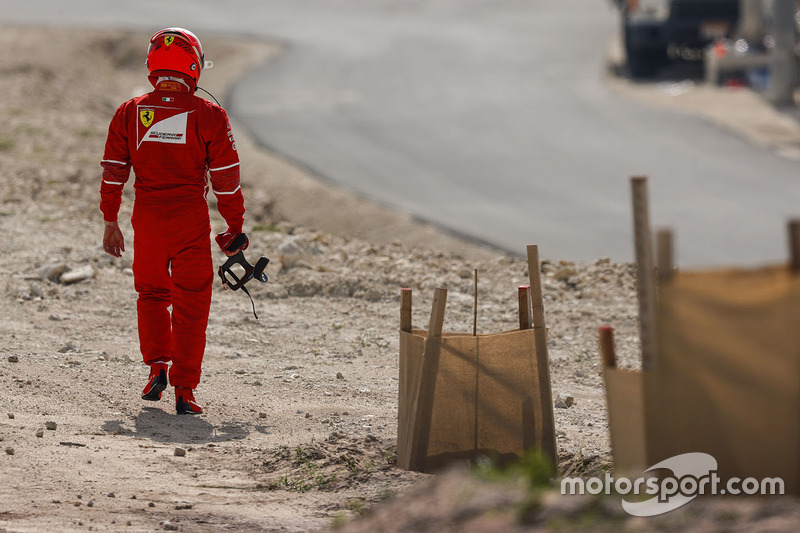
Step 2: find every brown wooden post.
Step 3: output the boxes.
[598,324,616,369]
[428,287,447,338]
[409,287,447,471]
[518,285,532,330]
[526,245,557,469]
[527,245,546,329]
[656,228,674,282]
[789,219,800,273]
[400,288,412,332]
[631,176,658,371]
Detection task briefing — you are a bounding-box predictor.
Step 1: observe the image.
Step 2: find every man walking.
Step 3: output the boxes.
[100,28,249,414]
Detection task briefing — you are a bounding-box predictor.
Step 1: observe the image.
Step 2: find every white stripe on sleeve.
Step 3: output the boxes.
[209,162,240,172]
[101,159,129,165]
[212,185,241,196]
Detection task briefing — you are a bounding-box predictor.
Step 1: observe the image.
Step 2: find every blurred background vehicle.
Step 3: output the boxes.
[616,0,741,77]
[613,1,799,106]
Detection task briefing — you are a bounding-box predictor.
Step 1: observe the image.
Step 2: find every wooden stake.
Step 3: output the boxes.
[526,245,546,329]
[631,176,657,371]
[518,285,532,330]
[526,244,557,469]
[598,325,616,368]
[400,288,412,333]
[656,228,674,282]
[428,287,447,338]
[789,219,800,273]
[409,287,448,471]
[473,269,478,336]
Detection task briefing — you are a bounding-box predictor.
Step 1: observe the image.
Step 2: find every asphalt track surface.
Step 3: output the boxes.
[6,0,800,265]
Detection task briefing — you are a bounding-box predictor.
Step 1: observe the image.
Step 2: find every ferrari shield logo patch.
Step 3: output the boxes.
[164,35,174,46]
[135,105,190,149]
[139,109,154,128]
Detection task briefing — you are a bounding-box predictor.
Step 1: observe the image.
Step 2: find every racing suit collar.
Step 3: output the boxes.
[153,76,193,93]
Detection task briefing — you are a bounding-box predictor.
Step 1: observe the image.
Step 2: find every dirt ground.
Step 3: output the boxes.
[1,27,800,533]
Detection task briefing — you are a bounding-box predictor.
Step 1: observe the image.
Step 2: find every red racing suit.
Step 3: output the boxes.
[100,79,245,389]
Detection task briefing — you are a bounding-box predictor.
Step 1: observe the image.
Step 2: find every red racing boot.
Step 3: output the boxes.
[175,387,203,415]
[141,362,168,401]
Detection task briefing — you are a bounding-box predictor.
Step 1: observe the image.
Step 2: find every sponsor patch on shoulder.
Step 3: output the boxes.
[136,105,191,149]
[162,97,175,102]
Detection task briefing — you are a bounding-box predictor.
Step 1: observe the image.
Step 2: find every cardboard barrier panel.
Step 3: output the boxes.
[603,367,647,475]
[397,328,553,473]
[604,265,800,492]
[648,265,800,493]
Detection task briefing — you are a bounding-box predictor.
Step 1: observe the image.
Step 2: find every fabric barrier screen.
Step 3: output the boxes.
[648,265,800,493]
[603,367,647,475]
[604,265,800,492]
[397,328,553,473]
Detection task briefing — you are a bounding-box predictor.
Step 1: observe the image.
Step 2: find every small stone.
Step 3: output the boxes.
[107,492,116,498]
[58,342,77,353]
[7,413,14,419]
[259,412,267,419]
[278,236,313,269]
[148,502,155,508]
[39,263,67,282]
[7,355,18,363]
[59,265,95,285]
[554,267,578,281]
[36,429,44,438]
[87,500,94,507]
[127,522,132,526]
[304,412,312,419]
[174,447,186,457]
[161,520,179,531]
[175,503,193,510]
[5,448,14,455]
[336,372,344,380]
[555,394,575,409]
[46,421,57,430]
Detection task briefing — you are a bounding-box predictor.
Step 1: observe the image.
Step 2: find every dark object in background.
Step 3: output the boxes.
[618,0,740,78]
